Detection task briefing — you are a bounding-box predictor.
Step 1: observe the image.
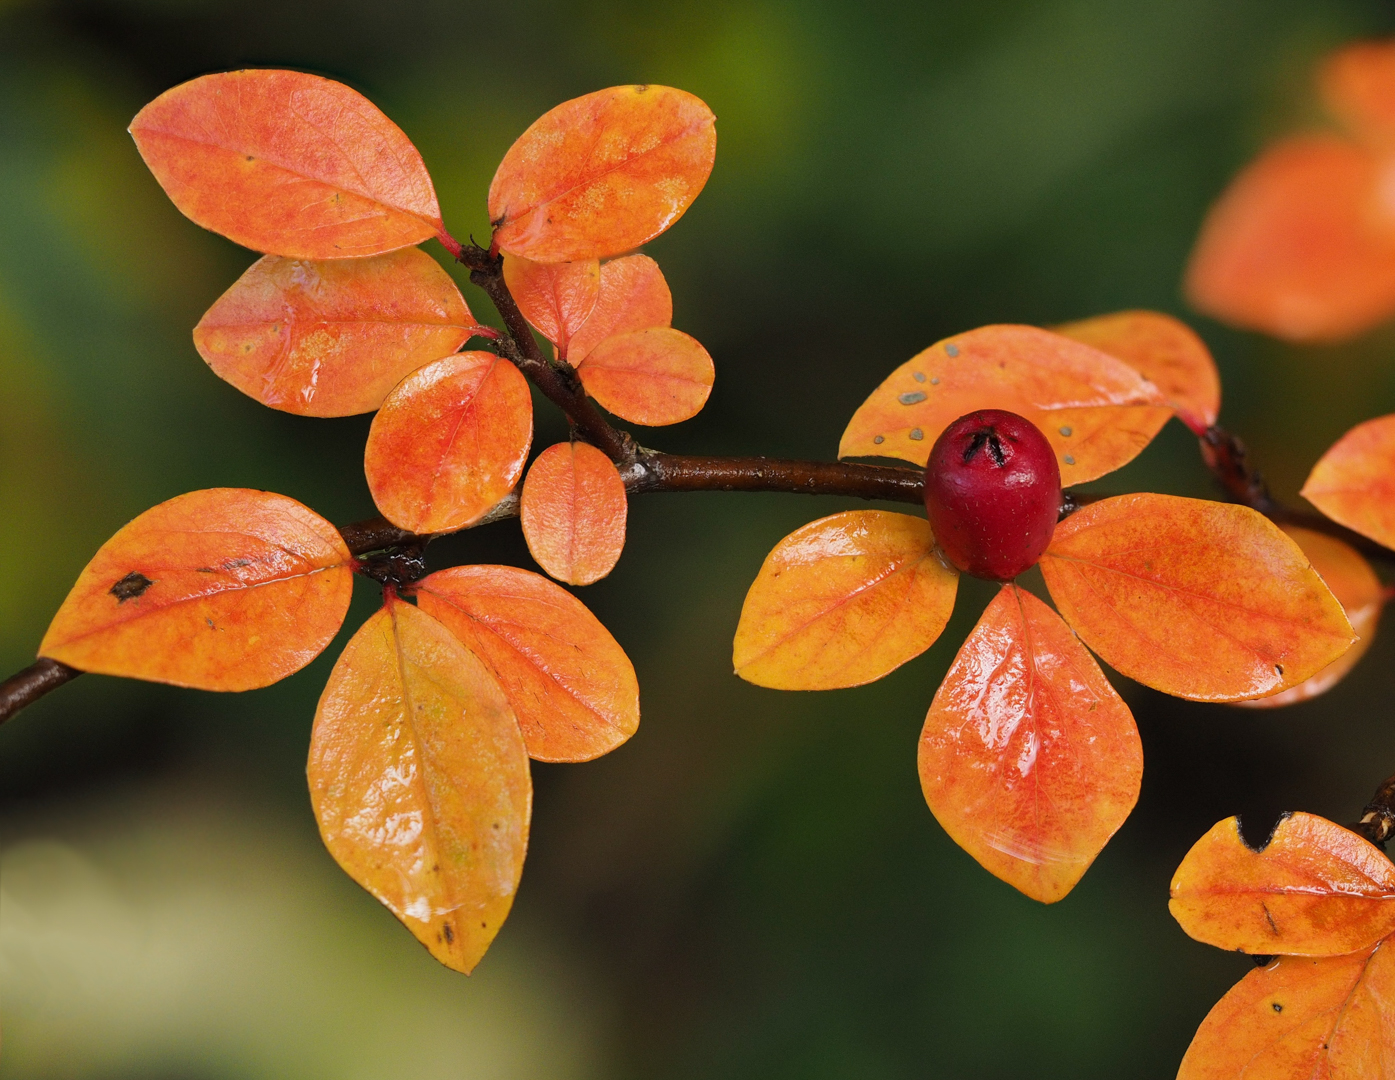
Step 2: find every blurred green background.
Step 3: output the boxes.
[5,0,1395,1076]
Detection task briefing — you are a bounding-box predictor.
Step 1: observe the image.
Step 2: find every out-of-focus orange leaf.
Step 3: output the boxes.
[1170,813,1395,956]
[918,584,1141,903]
[130,70,444,259]
[1236,526,1383,708]
[567,254,672,364]
[1052,310,1221,434]
[1321,39,1395,147]
[576,327,713,426]
[193,249,477,417]
[838,325,1170,486]
[1302,413,1395,549]
[1185,135,1395,342]
[415,565,639,763]
[502,255,600,356]
[365,352,532,535]
[488,85,716,263]
[519,442,627,585]
[1177,941,1395,1080]
[308,597,530,975]
[732,510,958,691]
[40,489,351,690]
[1040,494,1354,701]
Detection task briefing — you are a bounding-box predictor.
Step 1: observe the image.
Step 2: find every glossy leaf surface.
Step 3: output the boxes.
[416,565,639,763]
[918,584,1141,903]
[130,70,443,259]
[1236,527,1382,708]
[502,255,599,356]
[40,489,351,690]
[1040,494,1354,701]
[1185,135,1395,342]
[566,254,672,364]
[576,327,714,426]
[1171,813,1395,956]
[1321,39,1395,147]
[488,85,716,263]
[194,249,477,416]
[839,325,1170,485]
[308,598,530,975]
[519,442,627,585]
[365,352,532,535]
[733,511,958,691]
[1177,942,1395,1080]
[1053,309,1221,434]
[1302,413,1395,549]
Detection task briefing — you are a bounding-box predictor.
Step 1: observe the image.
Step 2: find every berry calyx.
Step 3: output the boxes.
[923,409,1062,581]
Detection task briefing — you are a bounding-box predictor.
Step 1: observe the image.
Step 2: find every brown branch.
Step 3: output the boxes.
[0,658,82,724]
[1199,425,1395,567]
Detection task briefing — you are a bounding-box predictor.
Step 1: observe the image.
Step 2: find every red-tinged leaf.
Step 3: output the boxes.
[129,70,444,259]
[567,254,672,364]
[1184,134,1395,342]
[838,325,1171,486]
[488,85,716,263]
[576,326,714,426]
[1040,494,1355,702]
[732,510,958,691]
[1302,413,1395,549]
[194,249,477,417]
[1321,39,1395,147]
[308,597,530,975]
[1171,813,1395,956]
[519,442,627,586]
[365,352,532,535]
[918,584,1141,903]
[502,254,599,356]
[1236,527,1383,708]
[1052,310,1221,435]
[415,565,639,763]
[1177,941,1395,1080]
[39,489,351,691]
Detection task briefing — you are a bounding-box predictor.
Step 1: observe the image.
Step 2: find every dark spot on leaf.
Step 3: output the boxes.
[222,558,252,570]
[110,572,154,603]
[196,567,215,573]
[442,924,454,944]
[480,922,487,928]
[492,822,500,830]
[205,618,215,630]
[245,154,254,161]
[1272,1002,1283,1013]
[898,391,927,405]
[1262,903,1279,936]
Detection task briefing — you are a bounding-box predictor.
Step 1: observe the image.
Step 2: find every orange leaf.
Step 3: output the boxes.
[1184,135,1395,342]
[918,584,1141,903]
[488,85,716,263]
[502,254,600,356]
[1052,310,1221,434]
[1302,413,1395,550]
[1177,941,1395,1080]
[308,597,530,975]
[1040,494,1354,701]
[732,510,958,691]
[1170,813,1395,956]
[365,352,532,535]
[1321,39,1395,148]
[519,442,627,585]
[838,325,1170,486]
[39,489,351,691]
[567,254,672,364]
[415,565,639,763]
[194,249,477,417]
[1235,527,1382,708]
[130,70,444,259]
[576,327,714,426]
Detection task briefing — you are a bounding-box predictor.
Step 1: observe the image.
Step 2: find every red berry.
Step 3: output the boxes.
[923,410,1062,581]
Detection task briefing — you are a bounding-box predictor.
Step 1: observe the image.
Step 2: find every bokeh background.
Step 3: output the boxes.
[5,0,1395,1076]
